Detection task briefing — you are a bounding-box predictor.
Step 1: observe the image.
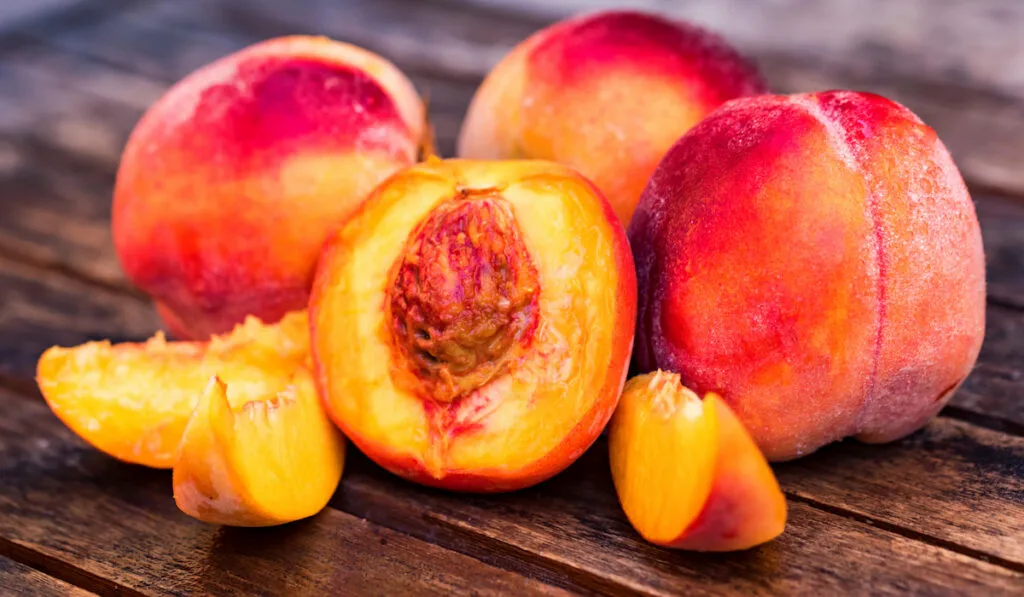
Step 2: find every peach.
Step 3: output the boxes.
[36,311,309,468]
[174,372,345,527]
[629,91,986,461]
[310,158,636,492]
[113,36,427,340]
[457,10,765,226]
[609,372,786,551]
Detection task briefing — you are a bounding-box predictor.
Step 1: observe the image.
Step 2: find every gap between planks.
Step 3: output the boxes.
[0,536,142,597]
[784,493,1024,574]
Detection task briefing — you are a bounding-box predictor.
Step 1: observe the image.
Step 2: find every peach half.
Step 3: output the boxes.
[113,36,427,340]
[173,371,345,527]
[36,311,309,468]
[629,91,986,461]
[458,10,766,226]
[310,158,636,492]
[609,371,786,551]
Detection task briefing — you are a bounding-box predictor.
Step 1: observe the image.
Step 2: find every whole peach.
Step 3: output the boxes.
[113,36,425,339]
[629,91,986,461]
[458,10,765,226]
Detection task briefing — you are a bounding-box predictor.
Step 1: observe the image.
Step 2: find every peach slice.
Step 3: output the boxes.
[310,158,636,492]
[609,371,786,551]
[113,36,427,339]
[35,311,309,468]
[173,371,345,527]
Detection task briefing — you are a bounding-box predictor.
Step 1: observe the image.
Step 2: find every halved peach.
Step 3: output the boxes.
[609,371,786,551]
[310,158,636,492]
[173,371,345,527]
[35,311,309,468]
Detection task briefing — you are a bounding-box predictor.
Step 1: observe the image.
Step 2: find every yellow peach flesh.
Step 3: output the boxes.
[610,372,718,544]
[35,311,309,468]
[311,158,635,491]
[173,370,345,527]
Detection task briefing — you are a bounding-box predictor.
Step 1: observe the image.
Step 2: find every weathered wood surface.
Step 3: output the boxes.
[0,391,569,597]
[1,0,1023,595]
[0,555,96,597]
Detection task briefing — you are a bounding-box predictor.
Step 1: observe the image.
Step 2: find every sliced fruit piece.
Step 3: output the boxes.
[35,311,309,468]
[173,370,345,527]
[609,371,787,551]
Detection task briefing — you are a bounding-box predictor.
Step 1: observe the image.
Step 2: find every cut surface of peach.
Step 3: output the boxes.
[173,370,345,527]
[310,158,636,492]
[35,311,309,468]
[609,371,787,551]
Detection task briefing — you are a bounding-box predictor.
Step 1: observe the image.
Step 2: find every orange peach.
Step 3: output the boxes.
[609,371,786,551]
[36,311,309,468]
[629,91,986,461]
[310,158,636,492]
[113,36,426,339]
[458,10,765,226]
[173,371,345,527]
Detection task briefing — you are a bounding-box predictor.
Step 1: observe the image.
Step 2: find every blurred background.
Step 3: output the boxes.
[0,0,1021,201]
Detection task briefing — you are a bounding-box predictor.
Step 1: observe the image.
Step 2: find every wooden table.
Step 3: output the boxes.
[1,1,1021,595]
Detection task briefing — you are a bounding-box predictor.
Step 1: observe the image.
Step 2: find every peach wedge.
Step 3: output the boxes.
[609,371,786,551]
[311,158,636,492]
[36,311,309,468]
[173,371,345,527]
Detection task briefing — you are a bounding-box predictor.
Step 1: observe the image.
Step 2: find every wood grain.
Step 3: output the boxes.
[0,555,95,597]
[776,418,1024,567]
[0,391,567,597]
[0,254,159,381]
[334,448,1024,596]
[2,385,1020,596]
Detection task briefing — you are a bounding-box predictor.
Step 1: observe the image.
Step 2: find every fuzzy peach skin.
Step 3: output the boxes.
[36,311,309,468]
[113,36,426,340]
[174,371,345,527]
[610,372,786,551]
[629,91,986,461]
[457,10,765,226]
[310,158,636,492]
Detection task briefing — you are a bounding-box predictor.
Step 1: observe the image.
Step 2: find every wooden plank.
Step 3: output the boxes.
[2,388,1020,596]
[0,254,159,382]
[0,43,160,164]
[776,418,1024,567]
[335,450,1024,596]
[0,555,95,597]
[0,391,567,597]
[0,138,125,288]
[962,302,1024,430]
[978,195,1024,309]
